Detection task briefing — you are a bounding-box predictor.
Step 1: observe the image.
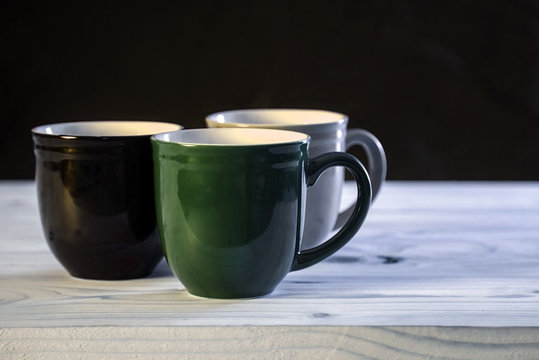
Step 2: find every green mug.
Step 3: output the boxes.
[151,128,371,299]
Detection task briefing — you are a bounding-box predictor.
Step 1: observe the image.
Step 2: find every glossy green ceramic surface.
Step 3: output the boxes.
[152,130,371,298]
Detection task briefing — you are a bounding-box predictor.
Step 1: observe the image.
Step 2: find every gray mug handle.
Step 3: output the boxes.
[334,129,386,229]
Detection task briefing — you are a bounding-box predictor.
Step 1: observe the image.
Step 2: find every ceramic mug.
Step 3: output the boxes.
[152,128,372,298]
[205,109,386,249]
[32,121,182,280]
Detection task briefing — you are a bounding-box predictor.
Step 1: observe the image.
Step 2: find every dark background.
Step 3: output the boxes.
[2,0,538,180]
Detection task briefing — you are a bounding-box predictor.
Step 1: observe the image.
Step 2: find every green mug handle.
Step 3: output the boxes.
[291,152,372,271]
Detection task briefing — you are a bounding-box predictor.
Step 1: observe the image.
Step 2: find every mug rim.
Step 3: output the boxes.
[32,121,182,139]
[152,128,310,147]
[206,108,347,128]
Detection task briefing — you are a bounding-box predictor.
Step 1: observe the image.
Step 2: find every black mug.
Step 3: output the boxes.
[32,121,182,280]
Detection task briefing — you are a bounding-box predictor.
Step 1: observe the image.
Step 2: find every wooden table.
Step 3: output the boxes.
[1,181,538,359]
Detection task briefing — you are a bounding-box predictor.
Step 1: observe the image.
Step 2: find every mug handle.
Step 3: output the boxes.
[333,129,386,229]
[291,152,372,271]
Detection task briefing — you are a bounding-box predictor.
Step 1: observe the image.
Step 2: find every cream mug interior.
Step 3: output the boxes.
[33,121,182,137]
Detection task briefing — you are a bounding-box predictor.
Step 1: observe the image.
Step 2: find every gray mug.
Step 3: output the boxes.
[206,109,386,249]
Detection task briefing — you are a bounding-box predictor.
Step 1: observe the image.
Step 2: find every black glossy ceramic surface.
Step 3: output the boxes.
[32,131,165,280]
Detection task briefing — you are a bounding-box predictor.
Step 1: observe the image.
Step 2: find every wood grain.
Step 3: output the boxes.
[2,326,539,360]
[1,181,539,359]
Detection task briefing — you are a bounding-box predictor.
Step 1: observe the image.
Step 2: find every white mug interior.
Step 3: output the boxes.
[32,121,182,137]
[206,109,346,128]
[154,128,309,146]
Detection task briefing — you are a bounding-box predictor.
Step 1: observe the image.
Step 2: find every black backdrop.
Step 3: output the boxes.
[2,1,538,180]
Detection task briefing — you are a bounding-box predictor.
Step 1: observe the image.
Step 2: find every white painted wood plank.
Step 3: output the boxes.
[1,326,539,360]
[1,181,539,327]
[1,181,539,358]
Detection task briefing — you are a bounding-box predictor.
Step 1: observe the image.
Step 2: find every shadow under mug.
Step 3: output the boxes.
[151,128,372,299]
[205,108,386,249]
[32,121,182,280]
